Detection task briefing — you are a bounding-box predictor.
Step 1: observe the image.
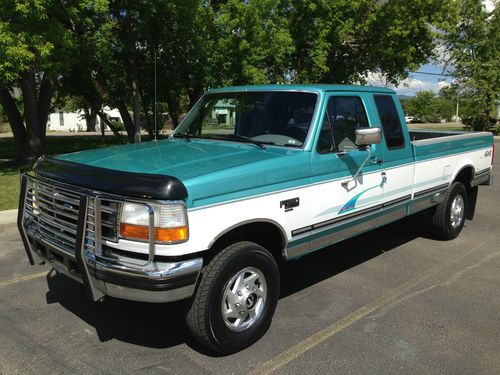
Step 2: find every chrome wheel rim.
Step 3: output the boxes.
[450,194,465,230]
[221,267,267,332]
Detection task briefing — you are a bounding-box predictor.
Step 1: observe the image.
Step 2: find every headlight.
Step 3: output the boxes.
[120,202,188,243]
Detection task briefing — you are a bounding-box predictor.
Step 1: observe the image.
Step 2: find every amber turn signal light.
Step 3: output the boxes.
[120,223,188,243]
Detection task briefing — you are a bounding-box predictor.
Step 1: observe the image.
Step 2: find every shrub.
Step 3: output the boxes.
[462,115,497,132]
[110,121,125,131]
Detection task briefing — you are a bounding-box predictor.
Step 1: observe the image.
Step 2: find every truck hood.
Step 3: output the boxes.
[56,138,284,180]
[55,138,310,208]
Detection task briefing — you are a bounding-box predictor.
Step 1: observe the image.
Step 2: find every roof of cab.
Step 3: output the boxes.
[207,84,395,94]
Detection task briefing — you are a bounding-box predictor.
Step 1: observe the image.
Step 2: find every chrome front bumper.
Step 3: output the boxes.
[18,173,203,303]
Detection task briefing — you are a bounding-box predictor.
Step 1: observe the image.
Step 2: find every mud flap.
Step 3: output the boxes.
[466,186,478,220]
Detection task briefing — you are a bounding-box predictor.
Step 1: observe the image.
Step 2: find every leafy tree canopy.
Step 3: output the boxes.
[445,0,499,127]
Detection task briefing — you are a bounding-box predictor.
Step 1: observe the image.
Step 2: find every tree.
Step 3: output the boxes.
[412,90,437,122]
[137,1,209,129]
[434,96,455,122]
[445,0,499,129]
[208,0,294,86]
[55,1,123,137]
[400,97,416,117]
[0,0,109,161]
[287,0,457,84]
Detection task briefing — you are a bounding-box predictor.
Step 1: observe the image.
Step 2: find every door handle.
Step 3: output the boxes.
[381,172,387,184]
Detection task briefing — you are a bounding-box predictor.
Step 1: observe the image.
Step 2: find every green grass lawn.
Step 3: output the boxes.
[408,123,465,132]
[0,134,128,211]
[0,163,25,211]
[0,134,126,160]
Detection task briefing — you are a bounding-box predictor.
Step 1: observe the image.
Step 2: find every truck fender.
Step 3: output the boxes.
[208,218,288,253]
[451,162,475,187]
[451,163,477,220]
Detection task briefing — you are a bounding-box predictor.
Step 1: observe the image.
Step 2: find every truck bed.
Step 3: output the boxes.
[410,129,493,164]
[410,129,468,141]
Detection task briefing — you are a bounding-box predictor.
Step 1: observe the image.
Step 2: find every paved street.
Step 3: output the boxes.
[1,144,499,374]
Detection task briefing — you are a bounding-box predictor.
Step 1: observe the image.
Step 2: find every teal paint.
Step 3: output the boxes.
[412,136,492,161]
[208,84,395,95]
[338,178,384,214]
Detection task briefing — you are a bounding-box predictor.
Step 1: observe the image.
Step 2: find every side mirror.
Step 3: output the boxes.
[355,127,382,146]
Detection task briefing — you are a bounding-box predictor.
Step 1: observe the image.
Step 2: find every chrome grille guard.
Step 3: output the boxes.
[19,172,158,302]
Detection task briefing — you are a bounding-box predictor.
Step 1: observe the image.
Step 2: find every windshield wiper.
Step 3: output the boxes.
[205,134,273,150]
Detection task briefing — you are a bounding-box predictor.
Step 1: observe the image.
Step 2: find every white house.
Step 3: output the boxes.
[211,101,236,127]
[47,107,122,132]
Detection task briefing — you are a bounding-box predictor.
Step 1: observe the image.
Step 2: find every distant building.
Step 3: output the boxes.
[48,107,122,132]
[211,102,236,127]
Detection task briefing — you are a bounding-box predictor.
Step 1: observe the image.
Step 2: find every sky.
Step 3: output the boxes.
[369,0,495,96]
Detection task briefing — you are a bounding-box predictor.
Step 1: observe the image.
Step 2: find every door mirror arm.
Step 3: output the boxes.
[341,147,372,189]
[341,128,382,189]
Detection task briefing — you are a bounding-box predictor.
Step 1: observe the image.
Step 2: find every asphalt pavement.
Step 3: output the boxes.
[1,144,499,374]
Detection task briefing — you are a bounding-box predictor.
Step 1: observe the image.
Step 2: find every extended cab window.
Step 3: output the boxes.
[317,96,369,153]
[374,95,405,149]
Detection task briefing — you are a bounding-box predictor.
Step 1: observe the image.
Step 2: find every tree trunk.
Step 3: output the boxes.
[38,74,55,145]
[96,111,122,138]
[188,86,204,109]
[0,87,29,162]
[84,107,97,132]
[130,52,141,143]
[166,94,180,129]
[116,100,135,143]
[141,98,153,138]
[100,114,105,137]
[20,70,44,159]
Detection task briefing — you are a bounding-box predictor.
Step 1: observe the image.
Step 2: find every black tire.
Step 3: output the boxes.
[429,181,467,240]
[185,241,280,354]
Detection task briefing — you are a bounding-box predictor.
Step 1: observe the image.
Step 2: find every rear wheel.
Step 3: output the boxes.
[185,241,279,354]
[429,182,467,240]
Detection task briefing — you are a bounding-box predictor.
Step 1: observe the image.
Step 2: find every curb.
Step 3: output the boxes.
[0,209,18,225]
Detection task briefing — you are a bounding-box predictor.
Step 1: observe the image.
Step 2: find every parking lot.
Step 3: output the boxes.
[1,143,499,374]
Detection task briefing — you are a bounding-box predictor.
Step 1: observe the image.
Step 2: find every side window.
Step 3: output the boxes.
[374,95,405,149]
[317,114,335,153]
[316,96,369,153]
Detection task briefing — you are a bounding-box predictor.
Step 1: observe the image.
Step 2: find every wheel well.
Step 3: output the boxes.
[207,221,286,263]
[454,166,474,189]
[453,165,479,220]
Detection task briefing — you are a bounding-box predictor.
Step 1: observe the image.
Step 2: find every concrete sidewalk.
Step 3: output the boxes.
[0,209,17,225]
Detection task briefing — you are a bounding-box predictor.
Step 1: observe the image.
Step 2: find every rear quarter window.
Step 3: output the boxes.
[374,95,405,149]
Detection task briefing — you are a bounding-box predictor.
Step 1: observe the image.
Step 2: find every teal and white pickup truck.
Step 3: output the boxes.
[19,85,494,353]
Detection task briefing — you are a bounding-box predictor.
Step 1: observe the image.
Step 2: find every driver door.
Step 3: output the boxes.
[299,94,385,253]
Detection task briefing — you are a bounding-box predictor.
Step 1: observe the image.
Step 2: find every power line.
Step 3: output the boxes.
[406,70,454,77]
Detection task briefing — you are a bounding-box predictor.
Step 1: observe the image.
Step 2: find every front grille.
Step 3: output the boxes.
[84,197,120,253]
[24,177,120,255]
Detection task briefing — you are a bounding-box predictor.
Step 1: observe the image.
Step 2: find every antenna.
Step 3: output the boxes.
[154,50,157,141]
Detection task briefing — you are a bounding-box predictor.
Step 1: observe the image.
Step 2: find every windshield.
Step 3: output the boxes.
[173,91,318,148]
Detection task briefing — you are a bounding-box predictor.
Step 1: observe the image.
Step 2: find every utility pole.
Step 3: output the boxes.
[154,50,157,141]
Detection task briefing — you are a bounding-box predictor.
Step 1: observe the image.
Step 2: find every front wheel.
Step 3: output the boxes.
[429,182,467,240]
[185,241,280,354]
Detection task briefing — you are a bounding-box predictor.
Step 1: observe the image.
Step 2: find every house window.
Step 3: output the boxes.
[59,112,64,127]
